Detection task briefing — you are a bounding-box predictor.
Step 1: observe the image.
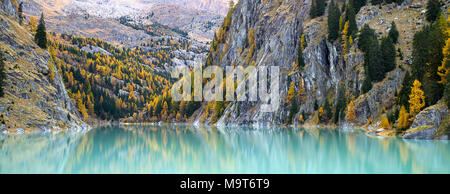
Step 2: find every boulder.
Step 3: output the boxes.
[403,103,449,140]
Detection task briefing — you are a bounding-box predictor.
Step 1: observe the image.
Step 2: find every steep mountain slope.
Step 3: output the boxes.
[0,0,87,132]
[192,0,449,139]
[22,0,227,42]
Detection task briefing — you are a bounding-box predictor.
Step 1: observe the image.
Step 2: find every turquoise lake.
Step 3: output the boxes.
[0,124,449,174]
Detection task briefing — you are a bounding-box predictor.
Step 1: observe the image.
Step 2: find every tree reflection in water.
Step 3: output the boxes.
[1,124,449,174]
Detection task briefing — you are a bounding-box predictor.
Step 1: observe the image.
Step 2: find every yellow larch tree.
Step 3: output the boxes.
[380,116,391,130]
[161,101,169,120]
[342,21,349,57]
[48,57,55,81]
[397,105,410,130]
[408,80,426,121]
[319,106,324,118]
[299,114,304,123]
[298,77,307,103]
[300,34,306,50]
[347,100,356,123]
[26,16,38,33]
[287,81,296,103]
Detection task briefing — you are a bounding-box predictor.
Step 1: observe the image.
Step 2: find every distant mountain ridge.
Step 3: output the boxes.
[22,0,228,43]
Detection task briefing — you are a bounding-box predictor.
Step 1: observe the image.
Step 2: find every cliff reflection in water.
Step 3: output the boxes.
[1,124,450,174]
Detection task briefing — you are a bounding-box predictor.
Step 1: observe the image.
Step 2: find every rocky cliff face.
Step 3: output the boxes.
[193,0,373,126]
[0,0,87,132]
[0,0,17,16]
[193,0,448,138]
[192,0,306,126]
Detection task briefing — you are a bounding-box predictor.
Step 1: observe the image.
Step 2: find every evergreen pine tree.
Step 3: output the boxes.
[345,2,358,37]
[426,0,442,22]
[288,99,299,124]
[388,21,399,44]
[423,18,446,106]
[297,42,306,71]
[310,0,326,19]
[371,0,383,5]
[366,38,384,81]
[35,13,48,49]
[397,71,412,110]
[310,0,317,18]
[18,2,23,24]
[328,1,341,42]
[316,0,325,17]
[411,25,431,81]
[361,77,372,94]
[352,0,366,14]
[380,36,396,73]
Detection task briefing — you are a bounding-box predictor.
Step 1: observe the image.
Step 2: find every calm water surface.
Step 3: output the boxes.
[0,124,449,174]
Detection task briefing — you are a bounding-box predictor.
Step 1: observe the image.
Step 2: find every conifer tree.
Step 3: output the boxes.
[380,116,391,129]
[366,39,384,81]
[347,100,356,123]
[397,105,409,130]
[345,3,358,37]
[351,0,366,14]
[301,34,307,50]
[27,16,38,34]
[424,17,446,106]
[161,101,169,120]
[411,25,431,81]
[408,80,426,121]
[426,0,442,22]
[397,71,412,110]
[287,81,296,103]
[77,96,88,119]
[298,77,307,103]
[288,99,298,124]
[35,13,48,49]
[388,21,399,44]
[328,1,341,42]
[310,0,326,19]
[342,21,350,56]
[380,36,396,73]
[299,114,304,123]
[440,18,450,108]
[297,42,305,71]
[371,0,383,5]
[18,2,23,24]
[361,77,372,94]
